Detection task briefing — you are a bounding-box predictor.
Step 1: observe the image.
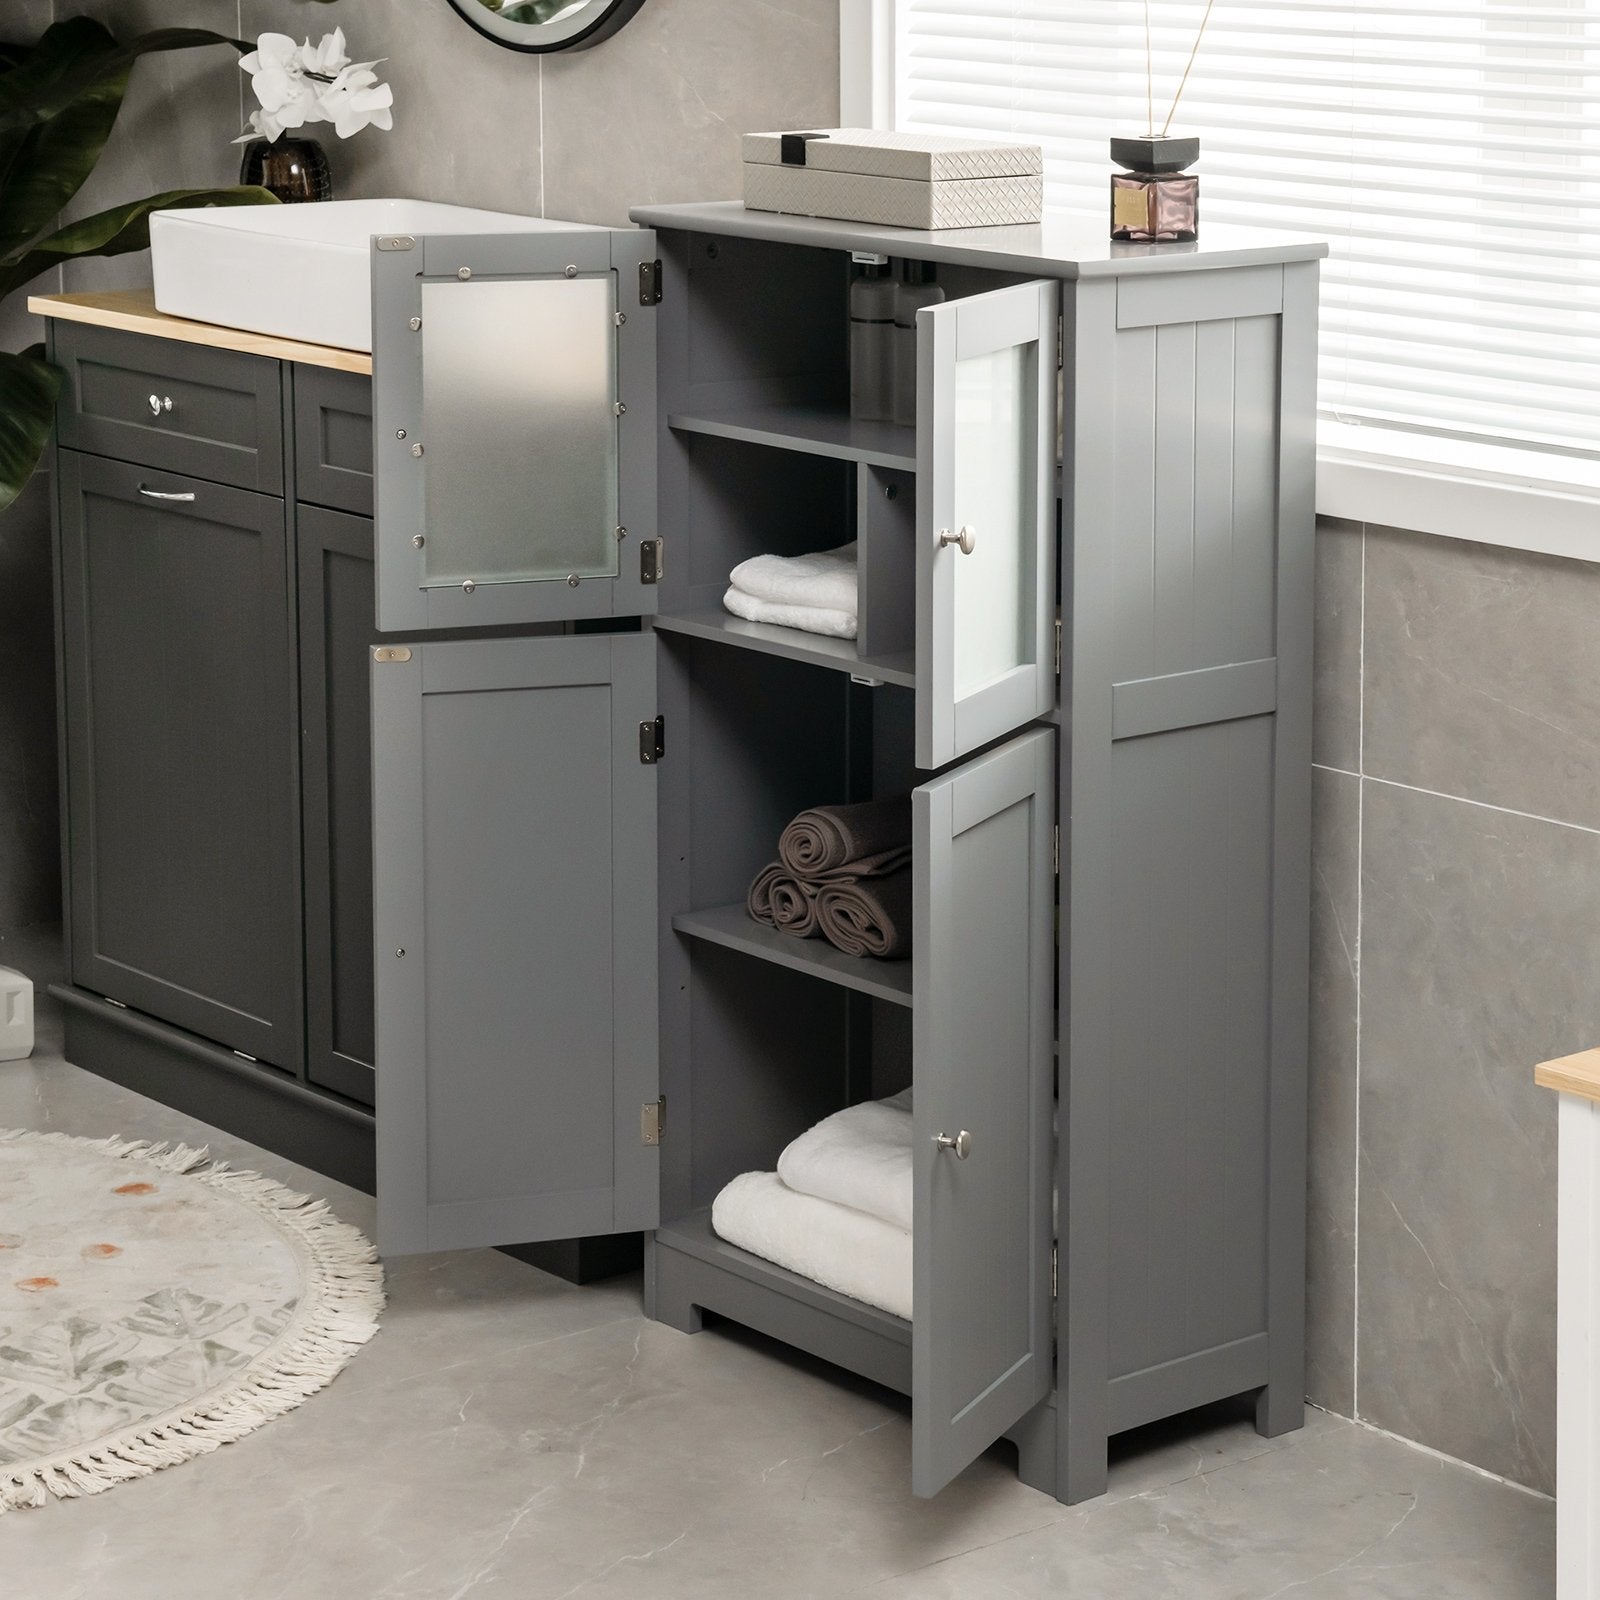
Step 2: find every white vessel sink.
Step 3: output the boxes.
[151,199,573,354]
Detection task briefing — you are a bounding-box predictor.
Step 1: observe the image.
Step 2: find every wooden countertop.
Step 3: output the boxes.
[27,289,372,376]
[1537,1049,1600,1103]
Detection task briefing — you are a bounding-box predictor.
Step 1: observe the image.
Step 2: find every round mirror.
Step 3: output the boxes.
[445,0,649,52]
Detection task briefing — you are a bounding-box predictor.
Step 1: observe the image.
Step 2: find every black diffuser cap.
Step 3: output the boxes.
[1110,134,1200,174]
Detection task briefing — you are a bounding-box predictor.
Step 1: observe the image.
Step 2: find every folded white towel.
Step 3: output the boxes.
[729,542,858,616]
[711,1170,911,1320]
[722,585,858,641]
[777,1091,913,1233]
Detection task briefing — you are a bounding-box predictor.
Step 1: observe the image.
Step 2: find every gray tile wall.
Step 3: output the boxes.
[1308,516,1599,1495]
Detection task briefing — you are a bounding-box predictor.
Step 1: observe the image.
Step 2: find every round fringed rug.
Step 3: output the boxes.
[0,1129,383,1512]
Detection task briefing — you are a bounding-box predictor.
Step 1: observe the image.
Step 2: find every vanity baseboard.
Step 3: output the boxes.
[53,984,377,1190]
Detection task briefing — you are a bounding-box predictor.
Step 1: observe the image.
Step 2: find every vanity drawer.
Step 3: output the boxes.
[54,322,283,495]
[293,365,373,517]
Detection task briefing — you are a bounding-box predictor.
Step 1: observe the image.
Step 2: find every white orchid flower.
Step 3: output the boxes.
[237,30,394,144]
[320,65,395,140]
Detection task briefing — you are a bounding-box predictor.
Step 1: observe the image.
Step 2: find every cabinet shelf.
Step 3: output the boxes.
[652,608,916,688]
[669,404,917,472]
[673,903,913,1008]
[654,1207,912,1342]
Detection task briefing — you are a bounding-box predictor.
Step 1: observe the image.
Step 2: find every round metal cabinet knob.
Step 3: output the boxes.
[147,394,173,417]
[937,525,977,555]
[933,1129,973,1160]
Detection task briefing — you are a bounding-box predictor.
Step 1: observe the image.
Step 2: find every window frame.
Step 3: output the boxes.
[837,0,1600,556]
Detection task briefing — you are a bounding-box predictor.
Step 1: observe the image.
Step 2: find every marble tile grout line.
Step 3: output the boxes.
[1323,1407,1557,1503]
[1353,519,1366,1422]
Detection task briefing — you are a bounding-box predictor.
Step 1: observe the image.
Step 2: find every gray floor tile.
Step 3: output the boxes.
[0,1003,1555,1599]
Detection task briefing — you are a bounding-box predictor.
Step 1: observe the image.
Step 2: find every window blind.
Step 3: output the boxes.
[894,0,1600,456]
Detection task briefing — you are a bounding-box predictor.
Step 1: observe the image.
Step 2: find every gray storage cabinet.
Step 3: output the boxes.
[41,201,1323,1504]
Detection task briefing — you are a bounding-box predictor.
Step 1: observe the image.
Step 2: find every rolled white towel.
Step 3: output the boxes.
[722,585,858,641]
[728,542,858,617]
[711,1170,911,1320]
[777,1092,913,1233]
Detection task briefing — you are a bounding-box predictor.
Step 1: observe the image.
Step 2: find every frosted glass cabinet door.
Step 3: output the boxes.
[916,279,1058,770]
[373,228,658,632]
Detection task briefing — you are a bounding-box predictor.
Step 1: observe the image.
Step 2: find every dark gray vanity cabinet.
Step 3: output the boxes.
[298,502,378,1105]
[56,451,301,1068]
[44,313,380,1185]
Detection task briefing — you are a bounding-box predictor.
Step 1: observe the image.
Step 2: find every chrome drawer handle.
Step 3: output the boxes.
[938,525,976,555]
[933,1129,973,1160]
[137,485,196,503]
[147,394,173,416]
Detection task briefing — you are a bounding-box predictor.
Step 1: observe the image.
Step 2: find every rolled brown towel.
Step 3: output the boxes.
[747,860,786,925]
[770,876,822,938]
[747,860,823,938]
[816,864,913,960]
[779,797,912,878]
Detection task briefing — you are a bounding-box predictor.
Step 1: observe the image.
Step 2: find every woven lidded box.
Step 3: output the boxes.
[741,129,1044,231]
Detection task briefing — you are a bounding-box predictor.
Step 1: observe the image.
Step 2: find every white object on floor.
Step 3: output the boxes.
[729,542,859,616]
[711,1170,911,1320]
[722,585,858,641]
[777,1090,913,1233]
[0,967,32,1061]
[1538,1050,1600,1600]
[151,199,581,352]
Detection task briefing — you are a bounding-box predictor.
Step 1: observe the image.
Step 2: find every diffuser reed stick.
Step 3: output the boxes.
[1142,0,1220,135]
[1161,0,1217,135]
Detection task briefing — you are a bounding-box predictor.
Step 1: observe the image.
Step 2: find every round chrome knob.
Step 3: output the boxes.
[147,394,172,417]
[938,525,976,555]
[933,1129,973,1160]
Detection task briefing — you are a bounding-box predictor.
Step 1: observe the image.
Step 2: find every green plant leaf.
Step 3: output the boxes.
[0,185,279,302]
[0,66,131,261]
[0,344,63,513]
[0,21,249,137]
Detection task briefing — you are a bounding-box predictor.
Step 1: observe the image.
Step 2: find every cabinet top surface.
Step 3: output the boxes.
[27,289,372,375]
[629,201,1328,279]
[1536,1048,1600,1103]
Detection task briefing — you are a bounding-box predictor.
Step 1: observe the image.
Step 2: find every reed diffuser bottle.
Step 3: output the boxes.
[1111,135,1199,243]
[1111,0,1215,243]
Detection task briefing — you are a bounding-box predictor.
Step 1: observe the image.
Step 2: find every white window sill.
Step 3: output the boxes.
[1317,422,1600,565]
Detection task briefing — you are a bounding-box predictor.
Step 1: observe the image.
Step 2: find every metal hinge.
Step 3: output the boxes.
[102,995,128,1009]
[639,260,663,306]
[640,538,664,585]
[233,1049,258,1064]
[1054,615,1062,677]
[641,1097,665,1146]
[373,645,412,664]
[639,715,665,764]
[375,234,415,252]
[1056,315,1064,370]
[1054,824,1060,876]
[1052,1242,1058,1297]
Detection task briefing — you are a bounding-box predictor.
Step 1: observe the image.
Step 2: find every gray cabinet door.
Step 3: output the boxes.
[372,632,660,1255]
[298,504,376,1105]
[916,280,1058,770]
[912,726,1055,1497]
[372,227,658,633]
[58,451,300,1066]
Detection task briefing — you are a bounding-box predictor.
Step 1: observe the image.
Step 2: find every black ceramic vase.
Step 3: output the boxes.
[239,136,333,204]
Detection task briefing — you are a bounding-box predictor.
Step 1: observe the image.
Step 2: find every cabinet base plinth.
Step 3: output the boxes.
[53,985,376,1191]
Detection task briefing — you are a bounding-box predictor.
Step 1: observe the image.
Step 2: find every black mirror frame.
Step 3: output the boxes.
[444,0,649,53]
